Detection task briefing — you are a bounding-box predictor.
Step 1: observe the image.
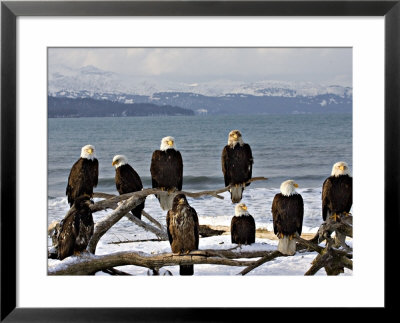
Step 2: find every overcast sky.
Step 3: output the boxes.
[48,47,352,86]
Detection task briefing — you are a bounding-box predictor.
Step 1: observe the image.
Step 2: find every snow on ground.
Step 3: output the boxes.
[48,232,352,276]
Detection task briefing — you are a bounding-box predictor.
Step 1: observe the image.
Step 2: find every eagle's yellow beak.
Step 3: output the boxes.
[87,148,93,154]
[233,134,238,139]
[179,198,185,205]
[242,205,247,210]
[168,140,174,146]
[339,165,345,171]
[294,183,299,188]
[112,160,117,166]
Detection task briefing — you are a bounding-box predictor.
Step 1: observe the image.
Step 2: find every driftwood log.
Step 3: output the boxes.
[48,177,353,276]
[48,249,263,275]
[295,214,353,275]
[82,177,268,253]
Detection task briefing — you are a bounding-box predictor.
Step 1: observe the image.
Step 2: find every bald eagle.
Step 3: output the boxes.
[272,180,304,256]
[112,155,144,219]
[57,195,94,260]
[322,161,352,248]
[66,145,98,207]
[221,130,253,203]
[231,203,256,245]
[322,161,352,221]
[150,136,183,210]
[166,194,199,275]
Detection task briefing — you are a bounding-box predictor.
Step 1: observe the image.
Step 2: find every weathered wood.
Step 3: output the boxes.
[87,195,147,254]
[239,250,282,275]
[199,225,226,237]
[124,213,168,240]
[84,178,268,253]
[90,177,268,212]
[141,210,165,230]
[294,236,324,253]
[48,250,259,275]
[48,178,354,276]
[102,267,132,276]
[301,215,353,276]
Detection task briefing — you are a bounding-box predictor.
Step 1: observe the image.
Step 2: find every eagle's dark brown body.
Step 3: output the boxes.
[221,143,253,203]
[272,193,304,237]
[57,196,94,260]
[150,149,183,190]
[151,149,183,210]
[166,194,199,275]
[115,164,144,219]
[231,215,256,245]
[322,175,352,221]
[66,157,98,207]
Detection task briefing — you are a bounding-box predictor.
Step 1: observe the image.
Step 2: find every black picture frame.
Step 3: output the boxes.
[1,0,398,321]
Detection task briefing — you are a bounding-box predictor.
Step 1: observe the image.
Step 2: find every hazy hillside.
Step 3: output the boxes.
[48,96,195,118]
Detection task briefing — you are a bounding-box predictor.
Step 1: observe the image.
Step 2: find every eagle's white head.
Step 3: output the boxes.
[80,145,96,160]
[228,130,244,147]
[331,161,351,177]
[112,155,128,168]
[160,136,176,151]
[235,203,249,216]
[280,180,299,197]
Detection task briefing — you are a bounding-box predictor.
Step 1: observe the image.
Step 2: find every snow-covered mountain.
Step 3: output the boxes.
[48,65,352,115]
[48,65,352,99]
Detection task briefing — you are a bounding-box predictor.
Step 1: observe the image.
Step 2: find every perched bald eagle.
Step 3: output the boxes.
[322,161,352,221]
[272,180,304,256]
[221,130,253,203]
[231,203,256,245]
[150,136,183,210]
[322,161,352,248]
[166,194,199,275]
[112,155,144,219]
[66,145,98,207]
[57,195,94,260]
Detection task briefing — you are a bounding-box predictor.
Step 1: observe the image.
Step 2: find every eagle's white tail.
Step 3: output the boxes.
[158,191,174,210]
[278,235,297,255]
[230,186,244,203]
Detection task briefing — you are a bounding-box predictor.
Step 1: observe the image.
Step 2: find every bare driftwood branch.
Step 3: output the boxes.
[102,267,132,276]
[87,195,147,254]
[84,177,268,253]
[239,250,282,275]
[297,215,353,276]
[124,213,168,241]
[93,192,167,237]
[141,210,164,230]
[91,176,268,211]
[48,250,259,275]
[294,236,324,254]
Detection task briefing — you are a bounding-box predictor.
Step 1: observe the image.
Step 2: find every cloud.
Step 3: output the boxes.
[48,47,352,86]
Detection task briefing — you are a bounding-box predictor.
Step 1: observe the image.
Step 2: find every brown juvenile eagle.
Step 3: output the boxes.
[57,195,94,260]
[166,194,199,275]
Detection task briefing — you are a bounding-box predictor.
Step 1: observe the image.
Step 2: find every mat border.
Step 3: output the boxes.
[1,1,399,321]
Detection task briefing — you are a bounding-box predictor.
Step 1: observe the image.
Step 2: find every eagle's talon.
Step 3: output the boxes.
[329,213,338,221]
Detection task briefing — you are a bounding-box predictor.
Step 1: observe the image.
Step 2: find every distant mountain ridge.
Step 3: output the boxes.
[48,65,352,115]
[48,96,194,118]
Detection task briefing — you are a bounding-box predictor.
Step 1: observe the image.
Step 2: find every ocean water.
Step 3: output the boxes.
[48,114,352,243]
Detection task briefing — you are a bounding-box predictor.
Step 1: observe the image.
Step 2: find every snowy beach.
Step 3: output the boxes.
[48,190,352,276]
